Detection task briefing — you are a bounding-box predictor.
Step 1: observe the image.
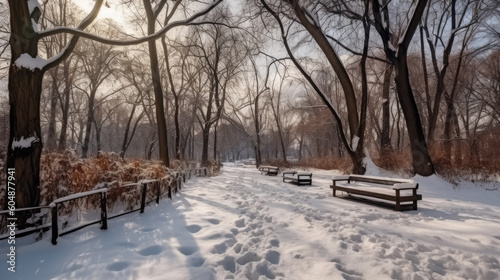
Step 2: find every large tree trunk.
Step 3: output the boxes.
[46,68,59,151]
[213,121,218,162]
[260,0,365,173]
[144,0,170,167]
[254,95,262,167]
[6,0,43,213]
[57,63,72,152]
[381,64,393,153]
[95,124,102,156]
[201,125,210,164]
[81,90,96,158]
[443,96,455,163]
[372,0,434,176]
[394,59,435,175]
[120,104,136,159]
[174,96,181,159]
[7,68,44,213]
[148,42,169,167]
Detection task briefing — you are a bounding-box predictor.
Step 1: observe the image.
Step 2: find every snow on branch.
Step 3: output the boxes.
[35,0,223,48]
[27,0,41,15]
[14,51,65,71]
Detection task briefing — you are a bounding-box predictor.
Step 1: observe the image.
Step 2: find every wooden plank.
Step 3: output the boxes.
[330,184,421,211]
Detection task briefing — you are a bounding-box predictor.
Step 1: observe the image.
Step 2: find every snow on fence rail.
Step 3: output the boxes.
[0,167,208,244]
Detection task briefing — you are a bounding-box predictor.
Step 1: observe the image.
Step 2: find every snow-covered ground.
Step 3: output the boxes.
[2,164,500,280]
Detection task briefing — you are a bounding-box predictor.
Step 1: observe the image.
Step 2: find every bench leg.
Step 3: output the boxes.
[412,189,418,210]
[332,188,336,197]
[395,190,401,211]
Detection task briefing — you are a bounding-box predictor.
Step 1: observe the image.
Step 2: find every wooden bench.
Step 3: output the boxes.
[282,171,312,186]
[330,175,422,211]
[258,166,279,176]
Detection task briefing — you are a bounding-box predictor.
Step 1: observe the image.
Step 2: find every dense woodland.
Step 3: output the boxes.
[1,0,500,210]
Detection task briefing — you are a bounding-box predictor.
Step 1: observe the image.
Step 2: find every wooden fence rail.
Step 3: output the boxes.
[0,167,209,244]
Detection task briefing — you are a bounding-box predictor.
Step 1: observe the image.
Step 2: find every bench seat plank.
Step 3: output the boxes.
[332,185,421,202]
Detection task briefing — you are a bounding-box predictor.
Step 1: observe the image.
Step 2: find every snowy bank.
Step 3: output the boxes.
[1,166,499,279]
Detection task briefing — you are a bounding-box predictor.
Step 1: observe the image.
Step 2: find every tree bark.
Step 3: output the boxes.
[5,0,222,210]
[372,0,435,176]
[254,93,262,167]
[46,68,59,151]
[7,68,44,214]
[57,61,72,152]
[6,0,44,214]
[393,59,434,175]
[381,64,393,153]
[260,0,366,173]
[144,0,170,167]
[81,90,96,158]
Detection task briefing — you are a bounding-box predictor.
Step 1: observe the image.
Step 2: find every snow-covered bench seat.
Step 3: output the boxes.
[330,175,422,211]
[258,166,279,176]
[282,171,312,186]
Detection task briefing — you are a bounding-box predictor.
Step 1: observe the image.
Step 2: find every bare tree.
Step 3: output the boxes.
[5,0,222,210]
[371,0,435,176]
[422,0,489,144]
[190,12,246,165]
[74,34,121,158]
[257,0,371,174]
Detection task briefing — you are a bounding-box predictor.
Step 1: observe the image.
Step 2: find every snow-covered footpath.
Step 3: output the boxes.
[2,164,500,280]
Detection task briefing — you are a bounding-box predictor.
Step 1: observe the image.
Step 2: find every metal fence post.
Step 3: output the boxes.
[140,183,147,214]
[51,203,58,245]
[100,191,108,230]
[156,181,161,204]
[168,180,172,199]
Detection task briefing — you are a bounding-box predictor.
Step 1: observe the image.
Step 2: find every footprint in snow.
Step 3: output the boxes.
[116,241,138,248]
[236,252,261,265]
[269,239,280,248]
[140,227,156,232]
[206,218,220,225]
[230,228,239,236]
[218,256,236,273]
[233,243,243,253]
[330,259,363,279]
[210,237,236,255]
[177,246,197,256]
[265,250,280,265]
[138,245,163,256]
[187,256,205,267]
[106,261,130,271]
[235,218,246,228]
[186,224,202,233]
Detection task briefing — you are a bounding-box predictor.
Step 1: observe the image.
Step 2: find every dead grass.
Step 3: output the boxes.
[262,157,352,174]
[372,150,413,174]
[39,152,175,210]
[431,149,500,183]
[263,149,499,183]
